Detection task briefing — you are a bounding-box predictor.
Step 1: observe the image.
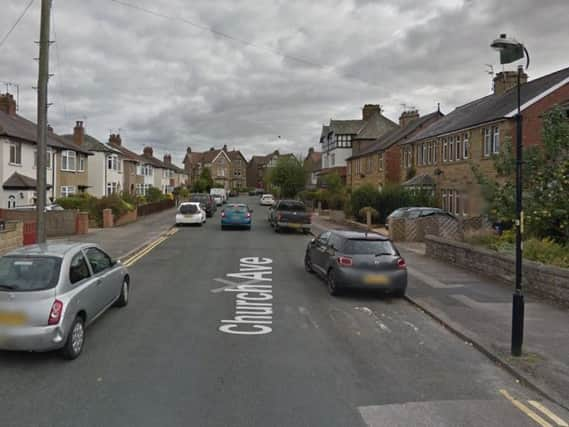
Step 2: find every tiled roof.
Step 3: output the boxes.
[407,66,569,143]
[354,111,398,139]
[228,150,247,163]
[108,142,142,162]
[62,133,118,154]
[0,111,91,154]
[348,111,444,160]
[320,125,330,140]
[3,172,53,190]
[329,119,364,135]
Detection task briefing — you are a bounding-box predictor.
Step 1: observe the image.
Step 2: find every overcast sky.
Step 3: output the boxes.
[1,0,567,165]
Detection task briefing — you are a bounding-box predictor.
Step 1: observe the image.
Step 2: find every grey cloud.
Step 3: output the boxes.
[1,0,567,165]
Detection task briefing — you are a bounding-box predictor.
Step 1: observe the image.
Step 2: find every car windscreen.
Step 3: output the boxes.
[343,239,396,255]
[227,206,248,213]
[278,202,305,211]
[179,204,199,214]
[190,195,208,203]
[0,256,62,292]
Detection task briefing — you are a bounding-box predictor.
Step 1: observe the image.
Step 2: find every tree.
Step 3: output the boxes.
[473,106,569,243]
[267,156,305,198]
[146,186,164,203]
[191,167,214,193]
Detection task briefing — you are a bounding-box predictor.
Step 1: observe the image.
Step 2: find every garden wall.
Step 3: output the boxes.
[0,209,78,237]
[425,235,569,305]
[0,221,23,255]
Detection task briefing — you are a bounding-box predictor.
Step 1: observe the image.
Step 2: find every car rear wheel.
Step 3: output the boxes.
[304,252,314,273]
[392,289,406,298]
[327,269,341,296]
[61,316,85,360]
[115,278,129,307]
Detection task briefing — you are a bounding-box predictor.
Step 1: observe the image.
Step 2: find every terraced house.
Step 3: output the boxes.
[107,133,144,195]
[347,110,443,189]
[228,149,248,191]
[399,66,569,217]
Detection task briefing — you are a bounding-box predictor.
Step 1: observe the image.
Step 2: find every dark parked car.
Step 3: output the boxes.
[268,200,311,233]
[385,207,447,229]
[189,193,217,217]
[304,230,407,297]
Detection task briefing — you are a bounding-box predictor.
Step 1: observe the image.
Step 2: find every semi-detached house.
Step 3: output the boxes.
[0,93,91,208]
[399,66,569,217]
[63,121,124,197]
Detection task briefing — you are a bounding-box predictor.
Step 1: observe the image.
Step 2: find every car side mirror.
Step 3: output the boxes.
[249,209,254,213]
[310,238,316,245]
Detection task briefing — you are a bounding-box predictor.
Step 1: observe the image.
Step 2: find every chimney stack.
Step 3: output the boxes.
[0,93,17,115]
[109,133,122,146]
[143,146,154,157]
[47,124,54,133]
[308,147,314,154]
[186,147,192,154]
[163,154,172,164]
[223,144,228,152]
[399,110,420,128]
[362,104,381,121]
[493,71,528,96]
[73,121,85,146]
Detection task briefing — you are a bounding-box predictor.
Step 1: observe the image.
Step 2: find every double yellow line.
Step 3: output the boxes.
[122,228,178,268]
[500,389,568,427]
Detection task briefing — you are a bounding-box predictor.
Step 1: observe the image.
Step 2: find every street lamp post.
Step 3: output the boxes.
[490,34,530,357]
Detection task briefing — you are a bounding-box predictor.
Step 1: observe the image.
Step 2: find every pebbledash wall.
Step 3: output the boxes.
[425,235,569,305]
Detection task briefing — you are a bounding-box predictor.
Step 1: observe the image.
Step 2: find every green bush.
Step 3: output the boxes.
[350,185,380,221]
[146,186,165,203]
[523,238,569,268]
[97,194,134,220]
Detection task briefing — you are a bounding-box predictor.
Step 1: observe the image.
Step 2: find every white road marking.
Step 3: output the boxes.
[403,320,419,332]
[354,306,391,333]
[298,306,319,329]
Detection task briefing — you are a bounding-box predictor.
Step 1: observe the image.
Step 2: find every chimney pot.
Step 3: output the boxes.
[362,104,381,121]
[493,70,528,96]
[0,93,17,115]
[73,120,85,146]
[399,109,420,127]
[143,146,154,157]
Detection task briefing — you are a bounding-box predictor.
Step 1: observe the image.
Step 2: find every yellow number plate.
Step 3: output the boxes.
[364,274,390,285]
[288,223,301,228]
[0,312,27,326]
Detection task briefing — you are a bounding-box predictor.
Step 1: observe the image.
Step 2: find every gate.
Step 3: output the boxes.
[23,221,37,245]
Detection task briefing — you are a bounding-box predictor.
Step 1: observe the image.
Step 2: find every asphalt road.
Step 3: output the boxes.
[1,196,568,427]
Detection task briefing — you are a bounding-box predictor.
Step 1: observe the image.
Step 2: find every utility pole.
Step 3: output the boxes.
[36,0,52,243]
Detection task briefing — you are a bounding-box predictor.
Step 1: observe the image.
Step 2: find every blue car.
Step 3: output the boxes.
[221,204,252,230]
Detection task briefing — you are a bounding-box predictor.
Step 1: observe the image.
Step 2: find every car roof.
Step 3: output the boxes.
[225,203,247,208]
[330,230,389,241]
[180,201,200,206]
[4,242,96,258]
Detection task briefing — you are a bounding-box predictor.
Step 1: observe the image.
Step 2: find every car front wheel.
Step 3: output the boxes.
[115,278,129,307]
[304,252,314,273]
[62,316,85,360]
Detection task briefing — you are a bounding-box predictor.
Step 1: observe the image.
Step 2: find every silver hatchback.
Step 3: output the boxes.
[0,242,130,360]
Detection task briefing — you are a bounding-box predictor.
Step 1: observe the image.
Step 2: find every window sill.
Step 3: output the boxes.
[8,162,22,167]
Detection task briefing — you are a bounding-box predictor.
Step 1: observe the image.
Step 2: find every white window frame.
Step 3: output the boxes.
[9,142,22,165]
[61,150,77,171]
[449,137,455,162]
[492,126,500,154]
[442,138,448,162]
[463,133,469,159]
[61,186,76,197]
[433,141,438,164]
[455,135,461,161]
[77,154,85,172]
[483,128,492,157]
[34,149,53,169]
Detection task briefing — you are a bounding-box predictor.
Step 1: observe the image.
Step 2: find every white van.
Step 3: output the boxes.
[210,188,227,203]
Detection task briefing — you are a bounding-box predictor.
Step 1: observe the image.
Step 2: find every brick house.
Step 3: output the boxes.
[245,150,295,190]
[0,93,92,207]
[63,121,124,197]
[347,110,443,189]
[184,146,232,190]
[303,147,321,189]
[228,149,248,191]
[399,66,569,217]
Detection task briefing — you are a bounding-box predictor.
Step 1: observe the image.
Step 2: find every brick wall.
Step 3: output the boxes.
[114,209,138,226]
[0,221,23,255]
[425,235,569,306]
[0,209,78,237]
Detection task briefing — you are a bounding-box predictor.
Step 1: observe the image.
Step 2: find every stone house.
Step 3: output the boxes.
[347,110,443,189]
[0,93,91,207]
[228,149,248,191]
[319,104,398,180]
[399,66,569,217]
[183,146,233,190]
[303,147,321,189]
[63,121,124,197]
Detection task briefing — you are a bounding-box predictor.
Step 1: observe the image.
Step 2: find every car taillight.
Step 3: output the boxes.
[48,299,63,325]
[397,258,407,269]
[276,213,282,221]
[221,211,225,217]
[337,256,353,267]
[246,212,251,218]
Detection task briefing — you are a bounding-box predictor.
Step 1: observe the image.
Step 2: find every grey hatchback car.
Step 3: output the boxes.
[0,242,130,360]
[305,230,407,297]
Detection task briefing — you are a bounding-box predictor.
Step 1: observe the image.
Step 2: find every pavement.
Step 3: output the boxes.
[312,214,569,411]
[1,196,568,426]
[48,207,177,259]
